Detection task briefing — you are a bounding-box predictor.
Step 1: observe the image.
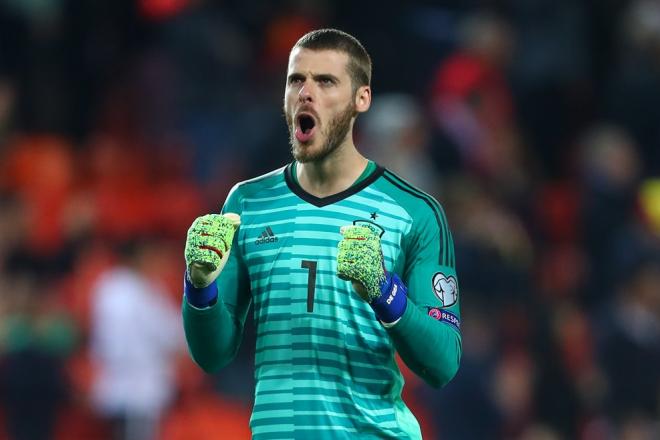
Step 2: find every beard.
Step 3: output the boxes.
[286,101,356,163]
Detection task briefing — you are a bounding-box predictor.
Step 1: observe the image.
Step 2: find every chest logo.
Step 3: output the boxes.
[255,226,278,245]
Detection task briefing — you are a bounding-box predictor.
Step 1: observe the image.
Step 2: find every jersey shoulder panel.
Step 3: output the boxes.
[222,165,288,213]
[234,165,288,198]
[375,168,454,267]
[375,169,447,230]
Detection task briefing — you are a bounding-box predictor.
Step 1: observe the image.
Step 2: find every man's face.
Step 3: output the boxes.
[284,48,357,163]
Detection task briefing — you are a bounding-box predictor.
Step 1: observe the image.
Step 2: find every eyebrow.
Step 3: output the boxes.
[314,73,339,83]
[287,73,305,82]
[287,73,340,83]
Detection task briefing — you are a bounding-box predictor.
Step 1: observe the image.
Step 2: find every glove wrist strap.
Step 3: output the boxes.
[370,272,407,324]
[184,270,219,308]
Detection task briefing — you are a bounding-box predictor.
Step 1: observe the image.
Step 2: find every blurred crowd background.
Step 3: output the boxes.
[1,0,659,439]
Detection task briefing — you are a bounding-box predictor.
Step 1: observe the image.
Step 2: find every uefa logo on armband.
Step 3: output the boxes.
[426,306,461,331]
[428,308,442,320]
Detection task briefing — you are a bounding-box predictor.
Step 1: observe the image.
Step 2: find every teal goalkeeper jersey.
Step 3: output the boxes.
[183,163,462,439]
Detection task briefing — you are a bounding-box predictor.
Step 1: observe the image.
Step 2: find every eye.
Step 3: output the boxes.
[288,76,304,85]
[318,77,335,86]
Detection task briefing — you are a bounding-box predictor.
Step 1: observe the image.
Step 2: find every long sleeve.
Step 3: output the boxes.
[387,186,462,388]
[183,184,251,373]
[182,292,248,373]
[387,298,461,387]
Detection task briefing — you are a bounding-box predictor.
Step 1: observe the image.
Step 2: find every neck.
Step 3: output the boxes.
[296,143,368,198]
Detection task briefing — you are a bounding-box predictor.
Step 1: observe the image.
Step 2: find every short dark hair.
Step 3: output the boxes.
[293,28,372,90]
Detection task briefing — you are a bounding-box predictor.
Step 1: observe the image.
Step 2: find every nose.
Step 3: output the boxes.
[298,84,313,103]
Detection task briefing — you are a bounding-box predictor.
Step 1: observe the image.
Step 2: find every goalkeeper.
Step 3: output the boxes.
[183,28,461,440]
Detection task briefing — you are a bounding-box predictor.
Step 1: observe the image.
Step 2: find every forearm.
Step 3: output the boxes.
[386,301,462,388]
[182,297,244,373]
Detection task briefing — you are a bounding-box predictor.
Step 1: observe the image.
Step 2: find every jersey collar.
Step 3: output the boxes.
[284,162,385,207]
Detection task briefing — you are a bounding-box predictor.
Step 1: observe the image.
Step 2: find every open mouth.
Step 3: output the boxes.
[299,114,315,134]
[295,113,317,143]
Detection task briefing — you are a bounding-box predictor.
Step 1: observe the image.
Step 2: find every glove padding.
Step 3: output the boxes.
[337,225,386,302]
[185,213,240,288]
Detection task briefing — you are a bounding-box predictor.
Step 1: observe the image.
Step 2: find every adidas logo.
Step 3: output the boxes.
[255,226,278,245]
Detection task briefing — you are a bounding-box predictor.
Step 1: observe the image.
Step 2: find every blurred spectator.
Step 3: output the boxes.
[444,175,533,306]
[604,0,660,174]
[1,135,76,255]
[430,302,500,439]
[89,239,183,440]
[509,0,591,179]
[361,93,442,192]
[595,252,660,424]
[492,349,535,438]
[429,11,530,198]
[158,0,254,184]
[259,0,328,72]
[577,125,642,305]
[0,272,77,440]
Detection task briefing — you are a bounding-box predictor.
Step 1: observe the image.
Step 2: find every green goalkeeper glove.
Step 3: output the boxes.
[337,225,409,324]
[337,225,387,302]
[185,213,241,288]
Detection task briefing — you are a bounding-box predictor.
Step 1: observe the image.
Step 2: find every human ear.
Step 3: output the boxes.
[355,86,371,113]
